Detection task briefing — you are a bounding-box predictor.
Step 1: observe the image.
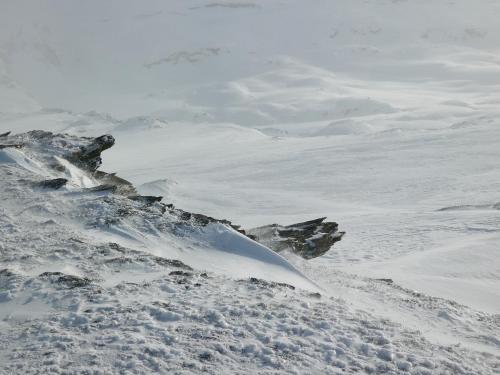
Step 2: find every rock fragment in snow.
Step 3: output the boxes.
[247,217,345,259]
[38,178,68,190]
[242,277,296,290]
[94,170,137,195]
[0,131,11,138]
[169,270,193,277]
[167,205,246,233]
[128,195,164,204]
[83,184,118,193]
[39,272,92,289]
[165,203,343,259]
[149,257,193,270]
[0,143,23,149]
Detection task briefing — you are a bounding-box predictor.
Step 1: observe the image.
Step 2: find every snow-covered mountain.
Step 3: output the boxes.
[1,0,500,373]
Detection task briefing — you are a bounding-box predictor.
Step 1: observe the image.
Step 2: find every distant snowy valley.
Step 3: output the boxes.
[1,1,499,373]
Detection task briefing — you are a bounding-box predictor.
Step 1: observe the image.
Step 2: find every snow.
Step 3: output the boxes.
[1,0,500,373]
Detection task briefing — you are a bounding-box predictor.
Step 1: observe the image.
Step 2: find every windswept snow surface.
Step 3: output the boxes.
[1,0,500,373]
[0,132,499,375]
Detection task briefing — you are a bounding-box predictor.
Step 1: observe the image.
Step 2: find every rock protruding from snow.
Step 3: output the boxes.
[72,134,115,172]
[37,178,68,190]
[247,218,344,259]
[0,143,23,150]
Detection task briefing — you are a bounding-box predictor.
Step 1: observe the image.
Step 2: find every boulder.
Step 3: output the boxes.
[247,217,344,259]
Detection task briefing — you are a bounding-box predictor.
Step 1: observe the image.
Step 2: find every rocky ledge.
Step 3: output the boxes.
[1,130,344,259]
[247,218,345,260]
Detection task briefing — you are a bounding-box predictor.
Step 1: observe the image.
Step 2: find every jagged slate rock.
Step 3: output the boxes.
[173,208,246,234]
[73,134,115,172]
[286,217,326,228]
[133,254,194,270]
[169,270,193,277]
[38,178,68,190]
[375,278,394,284]
[28,130,54,139]
[83,184,117,193]
[0,131,11,138]
[80,135,115,160]
[0,144,23,149]
[242,277,295,290]
[149,256,193,270]
[247,217,345,260]
[39,271,92,288]
[104,257,134,265]
[94,170,137,195]
[309,292,322,299]
[128,195,163,204]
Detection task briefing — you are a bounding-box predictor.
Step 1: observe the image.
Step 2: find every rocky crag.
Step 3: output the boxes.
[0,130,343,260]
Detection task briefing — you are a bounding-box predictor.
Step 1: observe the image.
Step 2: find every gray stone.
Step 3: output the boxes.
[38,178,68,190]
[247,217,344,259]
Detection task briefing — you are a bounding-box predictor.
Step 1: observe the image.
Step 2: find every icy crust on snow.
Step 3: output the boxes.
[1,132,499,374]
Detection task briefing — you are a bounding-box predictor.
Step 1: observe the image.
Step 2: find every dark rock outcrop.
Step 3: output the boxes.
[0,131,11,138]
[128,195,163,205]
[149,257,193,270]
[84,184,118,193]
[247,217,344,259]
[9,130,345,261]
[166,205,246,234]
[240,277,296,290]
[162,203,343,259]
[94,171,137,195]
[38,178,68,190]
[0,143,23,149]
[39,272,92,289]
[71,134,115,172]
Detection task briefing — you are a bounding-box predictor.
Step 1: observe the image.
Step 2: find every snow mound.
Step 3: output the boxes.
[316,119,374,136]
[137,178,177,198]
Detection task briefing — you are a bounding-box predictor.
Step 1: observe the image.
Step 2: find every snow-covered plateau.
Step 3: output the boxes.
[1,0,500,374]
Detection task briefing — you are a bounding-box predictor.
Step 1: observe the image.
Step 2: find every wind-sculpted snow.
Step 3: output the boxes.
[1,1,500,373]
[1,131,499,373]
[0,131,318,290]
[1,0,500,120]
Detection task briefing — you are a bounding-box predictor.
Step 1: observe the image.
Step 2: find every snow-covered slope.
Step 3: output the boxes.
[1,0,500,373]
[1,131,499,374]
[0,132,319,291]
